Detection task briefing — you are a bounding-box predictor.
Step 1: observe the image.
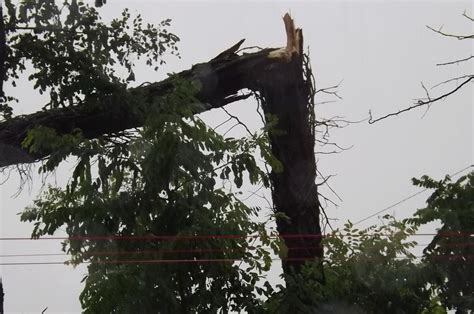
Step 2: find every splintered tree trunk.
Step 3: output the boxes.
[0,14,322,274]
[257,15,322,273]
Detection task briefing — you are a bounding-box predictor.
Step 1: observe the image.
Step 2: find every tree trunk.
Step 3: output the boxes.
[257,15,322,273]
[0,14,322,274]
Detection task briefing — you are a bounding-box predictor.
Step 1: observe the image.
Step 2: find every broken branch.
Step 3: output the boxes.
[368,76,473,124]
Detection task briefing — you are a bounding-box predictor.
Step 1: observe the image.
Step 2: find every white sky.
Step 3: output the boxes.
[1,1,472,312]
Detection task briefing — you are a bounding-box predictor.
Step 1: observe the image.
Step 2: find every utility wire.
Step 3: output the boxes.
[0,234,324,241]
[1,255,473,266]
[1,242,474,259]
[0,232,473,241]
[0,231,473,241]
[353,164,473,226]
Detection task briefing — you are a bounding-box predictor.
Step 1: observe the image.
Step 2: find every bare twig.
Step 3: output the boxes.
[436,55,473,66]
[240,184,265,202]
[0,166,13,185]
[420,81,432,118]
[431,74,473,89]
[314,100,337,105]
[253,93,267,127]
[319,203,334,233]
[462,11,474,22]
[426,25,474,40]
[316,150,347,155]
[220,107,253,137]
[315,80,343,100]
[316,173,335,187]
[368,76,473,124]
[222,122,240,137]
[316,169,343,202]
[212,117,233,131]
[319,192,339,209]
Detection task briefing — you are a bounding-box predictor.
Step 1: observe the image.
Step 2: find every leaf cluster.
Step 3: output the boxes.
[1,0,179,119]
[266,218,441,313]
[21,77,278,312]
[266,172,473,313]
[407,172,474,312]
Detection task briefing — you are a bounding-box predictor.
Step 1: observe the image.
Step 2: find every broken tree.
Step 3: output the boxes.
[0,14,322,274]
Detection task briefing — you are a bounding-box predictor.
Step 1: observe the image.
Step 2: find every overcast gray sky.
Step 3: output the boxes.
[1,1,472,312]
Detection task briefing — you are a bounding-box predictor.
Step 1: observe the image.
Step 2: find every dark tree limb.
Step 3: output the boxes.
[0,44,281,167]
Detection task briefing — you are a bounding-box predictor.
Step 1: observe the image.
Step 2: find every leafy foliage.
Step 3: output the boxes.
[1,0,179,119]
[4,1,275,312]
[20,75,280,312]
[407,171,474,312]
[265,218,444,313]
[7,1,473,312]
[265,172,473,313]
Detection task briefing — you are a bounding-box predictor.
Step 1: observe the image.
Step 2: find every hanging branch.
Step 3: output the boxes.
[0,42,284,167]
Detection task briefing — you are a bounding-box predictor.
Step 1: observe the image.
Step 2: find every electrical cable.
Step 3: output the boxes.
[353,164,473,225]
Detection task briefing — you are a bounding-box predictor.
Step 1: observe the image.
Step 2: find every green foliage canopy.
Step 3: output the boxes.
[266,172,473,313]
[3,1,472,312]
[1,0,179,118]
[4,1,279,312]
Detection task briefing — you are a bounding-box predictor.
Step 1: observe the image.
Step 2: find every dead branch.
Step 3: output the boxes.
[315,80,343,100]
[368,11,472,124]
[220,106,254,137]
[436,55,473,66]
[426,25,474,40]
[369,75,473,124]
[431,74,473,89]
[0,42,285,167]
[462,11,474,22]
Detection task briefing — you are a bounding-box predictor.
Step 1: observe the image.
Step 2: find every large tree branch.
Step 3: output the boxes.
[0,42,287,167]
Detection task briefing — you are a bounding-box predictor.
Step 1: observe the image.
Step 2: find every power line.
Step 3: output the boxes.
[0,257,311,266]
[1,242,473,259]
[353,164,473,226]
[1,255,473,266]
[0,232,473,241]
[0,233,323,241]
[2,168,470,242]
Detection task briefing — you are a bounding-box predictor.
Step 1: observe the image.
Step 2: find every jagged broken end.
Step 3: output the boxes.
[268,12,302,60]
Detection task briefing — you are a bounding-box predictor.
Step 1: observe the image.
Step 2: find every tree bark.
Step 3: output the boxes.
[257,15,322,274]
[0,14,322,273]
[0,46,275,167]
